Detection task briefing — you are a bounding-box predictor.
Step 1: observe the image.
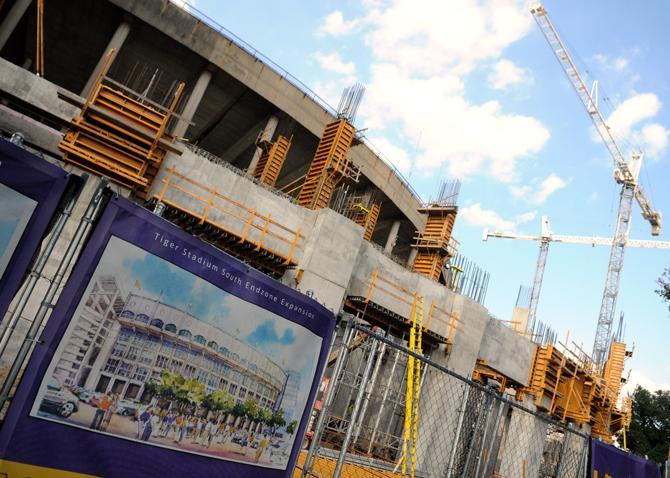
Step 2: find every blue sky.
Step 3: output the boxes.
[180,0,670,391]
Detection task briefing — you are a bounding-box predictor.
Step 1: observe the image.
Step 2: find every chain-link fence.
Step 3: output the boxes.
[296,321,590,478]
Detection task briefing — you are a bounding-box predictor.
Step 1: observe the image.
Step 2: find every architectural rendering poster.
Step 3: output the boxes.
[0,138,69,322]
[0,196,335,478]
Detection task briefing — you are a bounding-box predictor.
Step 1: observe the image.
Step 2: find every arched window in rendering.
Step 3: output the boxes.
[194,334,206,345]
[135,313,150,324]
[178,329,192,340]
[164,323,177,333]
[207,340,218,350]
[119,310,135,320]
[150,318,164,329]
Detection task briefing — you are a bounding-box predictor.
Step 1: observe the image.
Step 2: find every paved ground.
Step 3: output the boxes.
[36,401,291,467]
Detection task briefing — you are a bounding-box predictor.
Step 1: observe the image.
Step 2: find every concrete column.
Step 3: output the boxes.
[247,115,279,172]
[0,0,31,51]
[384,219,401,254]
[172,66,214,138]
[406,248,418,267]
[81,21,131,97]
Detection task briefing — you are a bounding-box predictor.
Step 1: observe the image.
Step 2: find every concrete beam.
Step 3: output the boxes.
[222,114,272,165]
[0,0,31,51]
[384,219,401,254]
[247,114,279,172]
[81,20,131,97]
[172,65,214,138]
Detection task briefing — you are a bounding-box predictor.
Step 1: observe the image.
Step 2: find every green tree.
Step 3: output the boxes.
[202,390,235,414]
[628,386,670,463]
[269,409,286,434]
[286,419,298,436]
[244,399,260,429]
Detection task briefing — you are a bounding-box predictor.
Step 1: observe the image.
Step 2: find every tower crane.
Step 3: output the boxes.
[530,4,663,367]
[483,216,670,335]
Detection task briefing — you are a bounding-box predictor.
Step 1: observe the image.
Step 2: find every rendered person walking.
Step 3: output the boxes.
[90,393,111,430]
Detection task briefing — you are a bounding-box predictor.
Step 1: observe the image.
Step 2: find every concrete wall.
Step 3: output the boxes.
[150,148,316,263]
[478,318,536,385]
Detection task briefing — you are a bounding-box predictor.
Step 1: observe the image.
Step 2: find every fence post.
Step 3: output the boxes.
[352,339,386,444]
[0,179,108,410]
[477,396,505,478]
[333,337,380,477]
[301,320,353,478]
[446,383,471,478]
[462,392,493,477]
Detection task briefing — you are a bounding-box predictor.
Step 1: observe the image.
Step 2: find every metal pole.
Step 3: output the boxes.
[463,392,492,478]
[0,179,107,409]
[579,436,589,478]
[301,320,354,478]
[367,344,401,454]
[446,383,471,478]
[0,175,86,361]
[353,340,386,444]
[333,338,379,477]
[479,397,505,478]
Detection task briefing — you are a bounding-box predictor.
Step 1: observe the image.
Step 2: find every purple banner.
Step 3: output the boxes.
[0,138,70,322]
[0,195,335,477]
[591,440,661,478]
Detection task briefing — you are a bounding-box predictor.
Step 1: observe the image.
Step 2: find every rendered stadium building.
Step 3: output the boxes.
[54,275,287,408]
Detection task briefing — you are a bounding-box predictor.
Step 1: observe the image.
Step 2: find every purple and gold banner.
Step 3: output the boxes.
[0,138,70,321]
[591,440,661,478]
[0,195,335,477]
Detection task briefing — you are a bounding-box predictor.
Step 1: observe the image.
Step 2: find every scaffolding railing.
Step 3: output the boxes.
[154,167,304,265]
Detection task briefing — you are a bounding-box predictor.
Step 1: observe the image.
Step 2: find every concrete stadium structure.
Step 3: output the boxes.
[0,0,627,475]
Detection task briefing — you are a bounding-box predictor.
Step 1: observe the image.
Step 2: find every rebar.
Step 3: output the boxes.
[337,83,365,123]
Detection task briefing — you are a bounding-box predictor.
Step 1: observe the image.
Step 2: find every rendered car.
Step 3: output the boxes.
[39,377,79,418]
[115,399,139,416]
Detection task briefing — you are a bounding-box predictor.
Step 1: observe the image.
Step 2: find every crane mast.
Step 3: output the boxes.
[530,4,662,367]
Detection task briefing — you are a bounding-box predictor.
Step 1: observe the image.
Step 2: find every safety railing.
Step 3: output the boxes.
[154,167,304,264]
[363,271,461,343]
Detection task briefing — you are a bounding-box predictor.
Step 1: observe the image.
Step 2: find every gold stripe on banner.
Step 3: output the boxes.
[0,460,100,478]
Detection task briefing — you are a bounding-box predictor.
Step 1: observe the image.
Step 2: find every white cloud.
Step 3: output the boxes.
[535,173,567,203]
[607,93,661,139]
[511,173,567,204]
[603,93,669,159]
[461,203,535,232]
[169,0,193,11]
[313,51,356,76]
[621,369,670,396]
[488,59,526,89]
[365,0,533,77]
[361,63,549,182]
[353,0,549,183]
[318,10,359,36]
[366,136,412,174]
[592,53,629,72]
[640,123,669,157]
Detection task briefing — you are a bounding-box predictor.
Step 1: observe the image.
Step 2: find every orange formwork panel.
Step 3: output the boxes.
[59,49,183,198]
[411,204,459,281]
[298,119,358,210]
[252,134,292,187]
